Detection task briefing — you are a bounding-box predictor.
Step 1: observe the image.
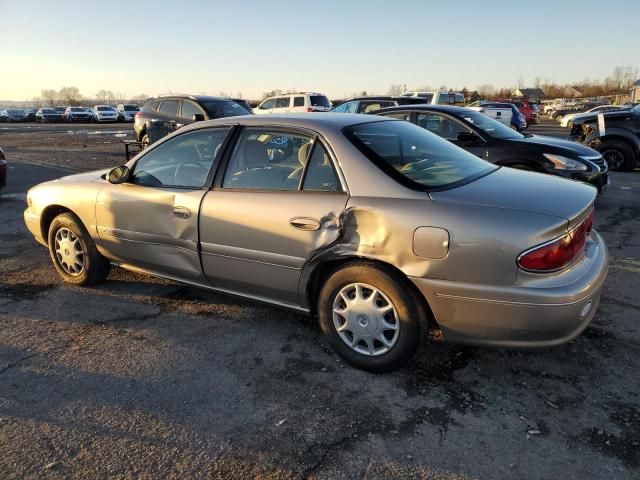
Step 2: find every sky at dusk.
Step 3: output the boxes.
[0,0,638,101]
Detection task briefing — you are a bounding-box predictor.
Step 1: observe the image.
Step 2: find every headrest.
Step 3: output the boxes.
[243,140,267,169]
[298,142,312,167]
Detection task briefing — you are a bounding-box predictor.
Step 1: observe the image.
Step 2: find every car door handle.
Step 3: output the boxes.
[290,217,320,231]
[173,206,192,219]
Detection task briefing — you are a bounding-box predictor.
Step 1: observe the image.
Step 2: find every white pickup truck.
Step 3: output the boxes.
[465,101,513,126]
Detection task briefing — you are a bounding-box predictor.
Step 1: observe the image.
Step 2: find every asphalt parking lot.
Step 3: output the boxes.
[1,120,639,480]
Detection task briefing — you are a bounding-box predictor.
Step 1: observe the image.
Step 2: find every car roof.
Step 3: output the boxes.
[182,112,396,135]
[155,95,232,102]
[342,96,396,102]
[376,104,471,114]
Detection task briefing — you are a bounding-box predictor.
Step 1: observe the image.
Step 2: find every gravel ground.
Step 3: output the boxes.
[1,120,639,480]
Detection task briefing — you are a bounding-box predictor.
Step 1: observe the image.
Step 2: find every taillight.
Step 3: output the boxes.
[135,112,141,119]
[518,210,594,272]
[307,107,313,112]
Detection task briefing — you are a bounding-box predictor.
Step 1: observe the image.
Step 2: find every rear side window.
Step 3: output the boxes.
[276,97,290,108]
[344,120,496,190]
[260,99,275,110]
[147,100,160,110]
[294,96,305,107]
[181,100,205,119]
[159,100,179,116]
[310,95,331,107]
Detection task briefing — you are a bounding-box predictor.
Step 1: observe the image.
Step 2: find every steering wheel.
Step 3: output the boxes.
[174,162,209,187]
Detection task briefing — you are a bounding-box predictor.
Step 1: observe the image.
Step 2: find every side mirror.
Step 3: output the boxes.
[192,113,205,122]
[456,132,479,146]
[107,165,130,184]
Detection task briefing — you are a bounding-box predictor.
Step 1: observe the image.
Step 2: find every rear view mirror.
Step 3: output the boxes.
[107,165,130,184]
[193,113,205,122]
[456,132,479,146]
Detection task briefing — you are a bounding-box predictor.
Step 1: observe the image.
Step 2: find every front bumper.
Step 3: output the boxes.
[410,230,608,348]
[24,210,46,247]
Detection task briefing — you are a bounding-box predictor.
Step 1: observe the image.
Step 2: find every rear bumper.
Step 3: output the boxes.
[409,230,609,348]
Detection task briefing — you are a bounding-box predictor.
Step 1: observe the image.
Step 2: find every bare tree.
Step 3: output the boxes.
[131,94,149,104]
[41,89,58,107]
[95,90,114,104]
[476,84,496,98]
[387,84,404,95]
[59,86,82,106]
[534,76,543,88]
[114,91,127,104]
[262,89,283,99]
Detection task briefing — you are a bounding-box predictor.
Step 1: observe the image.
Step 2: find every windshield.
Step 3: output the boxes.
[41,109,54,113]
[7,109,24,114]
[124,105,139,111]
[202,100,249,119]
[70,107,84,112]
[633,104,640,114]
[458,109,524,140]
[344,120,496,190]
[97,106,115,111]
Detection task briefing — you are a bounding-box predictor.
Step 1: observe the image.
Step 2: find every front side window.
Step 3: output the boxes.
[361,102,395,114]
[344,120,496,190]
[158,100,179,116]
[181,100,205,119]
[275,97,291,108]
[415,113,468,140]
[382,111,411,121]
[132,128,230,188]
[222,129,313,191]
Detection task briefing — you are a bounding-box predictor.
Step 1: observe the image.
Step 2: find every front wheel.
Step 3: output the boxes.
[141,133,150,149]
[48,213,111,286]
[318,262,424,372]
[600,139,636,171]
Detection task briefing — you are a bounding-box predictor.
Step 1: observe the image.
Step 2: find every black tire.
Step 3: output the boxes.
[318,262,425,372]
[141,133,150,149]
[600,139,636,172]
[48,212,111,286]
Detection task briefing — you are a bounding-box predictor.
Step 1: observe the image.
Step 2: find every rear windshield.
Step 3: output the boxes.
[344,120,496,190]
[124,105,139,111]
[310,95,331,107]
[202,100,249,119]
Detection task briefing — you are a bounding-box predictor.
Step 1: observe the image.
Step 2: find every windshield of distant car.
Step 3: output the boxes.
[632,104,640,114]
[41,109,54,113]
[97,106,115,111]
[458,109,524,140]
[201,100,249,119]
[7,109,24,114]
[124,105,139,111]
[310,95,331,108]
[70,107,84,112]
[344,120,497,190]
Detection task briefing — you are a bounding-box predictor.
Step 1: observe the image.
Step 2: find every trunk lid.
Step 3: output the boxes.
[430,167,596,228]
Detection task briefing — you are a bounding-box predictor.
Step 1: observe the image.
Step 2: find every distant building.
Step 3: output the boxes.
[564,86,584,98]
[512,88,546,102]
[632,79,640,103]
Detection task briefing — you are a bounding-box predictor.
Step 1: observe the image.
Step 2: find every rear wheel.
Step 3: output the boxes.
[600,139,636,171]
[48,213,111,286]
[141,133,150,149]
[318,262,424,372]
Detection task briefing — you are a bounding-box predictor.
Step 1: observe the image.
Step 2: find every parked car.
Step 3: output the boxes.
[508,100,539,125]
[54,106,69,116]
[85,107,98,122]
[254,92,332,114]
[376,105,609,191]
[232,99,253,113]
[134,94,250,147]
[569,104,640,171]
[332,96,428,114]
[466,101,513,127]
[0,147,6,190]
[560,105,629,128]
[93,105,118,123]
[64,106,92,122]
[24,108,37,122]
[24,113,608,372]
[0,109,26,122]
[116,104,140,122]
[401,91,466,105]
[36,108,64,123]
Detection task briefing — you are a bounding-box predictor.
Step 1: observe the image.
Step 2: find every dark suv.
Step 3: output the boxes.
[134,95,250,147]
[569,104,640,171]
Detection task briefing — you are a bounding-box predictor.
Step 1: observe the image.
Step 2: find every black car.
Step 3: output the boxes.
[332,96,427,114]
[35,108,64,123]
[134,95,250,147]
[569,104,640,171]
[24,109,37,122]
[232,98,253,113]
[376,105,608,191]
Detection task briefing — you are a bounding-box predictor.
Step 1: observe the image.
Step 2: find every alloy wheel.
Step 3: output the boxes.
[54,227,85,276]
